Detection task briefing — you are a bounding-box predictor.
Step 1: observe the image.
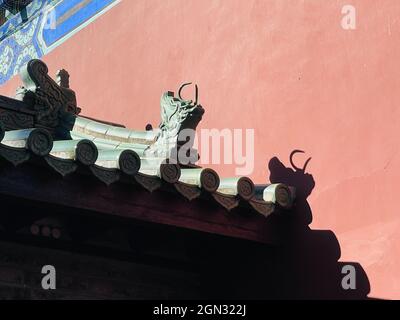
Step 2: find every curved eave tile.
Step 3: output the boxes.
[0,143,31,166]
[0,128,53,166]
[72,116,157,145]
[211,192,240,211]
[134,172,162,192]
[217,176,255,201]
[255,184,295,210]
[44,155,78,177]
[174,181,202,201]
[249,199,276,218]
[174,167,220,201]
[0,126,296,219]
[89,165,121,186]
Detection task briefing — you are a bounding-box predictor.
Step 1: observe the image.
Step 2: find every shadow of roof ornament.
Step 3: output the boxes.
[268,150,315,202]
[290,149,312,173]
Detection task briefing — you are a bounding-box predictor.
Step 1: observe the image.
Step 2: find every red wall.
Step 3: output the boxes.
[2,0,400,299]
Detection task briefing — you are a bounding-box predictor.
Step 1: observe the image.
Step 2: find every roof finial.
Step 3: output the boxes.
[178,82,198,105]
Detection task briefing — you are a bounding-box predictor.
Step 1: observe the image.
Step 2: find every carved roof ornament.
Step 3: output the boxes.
[56,69,70,89]
[144,82,204,163]
[15,59,80,132]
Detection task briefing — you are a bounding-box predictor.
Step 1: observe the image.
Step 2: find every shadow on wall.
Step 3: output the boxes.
[266,151,370,299]
[198,151,371,299]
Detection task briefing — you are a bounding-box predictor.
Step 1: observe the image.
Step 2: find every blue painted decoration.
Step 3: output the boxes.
[0,0,120,85]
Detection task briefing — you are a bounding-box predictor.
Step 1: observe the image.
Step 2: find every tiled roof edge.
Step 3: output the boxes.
[0,59,296,220]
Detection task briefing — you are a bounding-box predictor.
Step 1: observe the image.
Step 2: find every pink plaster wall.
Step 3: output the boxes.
[1,0,399,299]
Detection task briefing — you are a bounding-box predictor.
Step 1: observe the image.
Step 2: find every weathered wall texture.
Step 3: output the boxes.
[1,0,399,299]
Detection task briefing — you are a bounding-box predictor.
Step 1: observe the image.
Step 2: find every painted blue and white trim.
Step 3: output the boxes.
[0,0,120,85]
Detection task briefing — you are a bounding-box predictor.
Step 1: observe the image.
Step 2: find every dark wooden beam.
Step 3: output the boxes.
[0,162,283,245]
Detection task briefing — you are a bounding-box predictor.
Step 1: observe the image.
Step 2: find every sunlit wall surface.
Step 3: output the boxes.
[1,0,399,299]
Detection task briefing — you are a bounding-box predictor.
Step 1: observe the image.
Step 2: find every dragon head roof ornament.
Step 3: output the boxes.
[144,82,205,164]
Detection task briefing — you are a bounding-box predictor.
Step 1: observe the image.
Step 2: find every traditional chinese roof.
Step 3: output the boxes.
[0,59,295,243]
